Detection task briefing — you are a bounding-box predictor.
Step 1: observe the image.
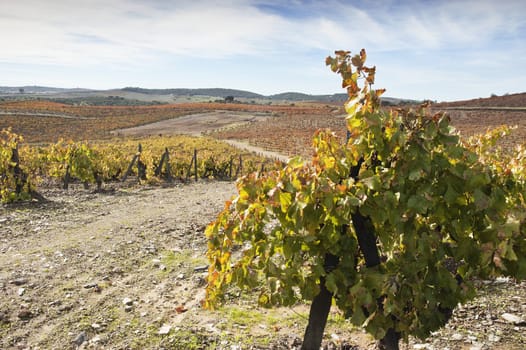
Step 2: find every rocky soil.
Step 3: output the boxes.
[1,181,525,349]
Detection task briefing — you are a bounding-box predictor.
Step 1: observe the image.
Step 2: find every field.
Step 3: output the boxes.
[3,98,523,155]
[0,100,333,143]
[1,96,525,349]
[211,105,526,158]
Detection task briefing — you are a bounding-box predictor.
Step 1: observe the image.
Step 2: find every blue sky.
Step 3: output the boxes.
[0,0,525,101]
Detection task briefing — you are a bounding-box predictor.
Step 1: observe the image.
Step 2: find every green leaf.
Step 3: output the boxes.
[499,240,518,261]
[407,194,428,214]
[279,191,292,213]
[467,173,489,189]
[408,169,423,181]
[362,175,381,191]
[444,184,459,205]
[325,273,338,294]
[473,189,490,210]
[287,156,304,169]
[258,293,270,306]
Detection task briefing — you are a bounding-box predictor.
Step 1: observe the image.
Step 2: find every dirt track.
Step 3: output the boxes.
[111,111,272,137]
[0,182,237,348]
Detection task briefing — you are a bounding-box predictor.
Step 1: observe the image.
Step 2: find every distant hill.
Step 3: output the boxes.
[268,92,320,101]
[0,86,91,94]
[433,92,526,108]
[120,87,265,99]
[0,85,432,106]
[120,88,352,102]
[121,88,418,105]
[268,92,343,102]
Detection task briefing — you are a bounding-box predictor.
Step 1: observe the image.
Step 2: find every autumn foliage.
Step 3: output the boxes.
[204,49,526,349]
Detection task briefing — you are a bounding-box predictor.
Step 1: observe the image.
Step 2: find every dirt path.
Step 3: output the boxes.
[111,110,272,137]
[223,139,289,162]
[110,110,291,162]
[0,182,237,349]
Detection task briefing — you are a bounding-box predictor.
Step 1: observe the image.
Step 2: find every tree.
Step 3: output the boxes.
[204,49,526,349]
[224,95,234,103]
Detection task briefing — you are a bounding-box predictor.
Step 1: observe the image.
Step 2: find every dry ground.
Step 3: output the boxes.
[110,111,274,138]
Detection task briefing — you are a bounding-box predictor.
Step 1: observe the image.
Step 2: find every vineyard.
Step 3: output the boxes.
[0,100,333,143]
[211,106,526,158]
[7,98,523,162]
[211,112,347,158]
[1,79,526,350]
[0,99,334,202]
[430,108,526,150]
[0,129,283,202]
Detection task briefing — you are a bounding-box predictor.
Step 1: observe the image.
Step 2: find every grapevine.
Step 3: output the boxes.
[204,49,526,349]
[2,130,282,195]
[0,128,35,202]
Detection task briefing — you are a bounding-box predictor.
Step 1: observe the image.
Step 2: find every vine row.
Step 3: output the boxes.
[0,128,283,202]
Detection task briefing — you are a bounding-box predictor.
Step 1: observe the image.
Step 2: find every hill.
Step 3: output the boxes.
[0,85,419,105]
[0,86,91,94]
[120,87,265,99]
[433,92,526,108]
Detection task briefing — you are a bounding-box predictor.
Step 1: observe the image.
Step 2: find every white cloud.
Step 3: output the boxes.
[0,0,293,65]
[0,0,524,99]
[1,0,524,63]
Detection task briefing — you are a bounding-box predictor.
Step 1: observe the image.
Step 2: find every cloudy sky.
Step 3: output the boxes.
[1,0,525,101]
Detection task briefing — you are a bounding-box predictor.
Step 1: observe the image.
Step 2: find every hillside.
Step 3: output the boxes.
[0,86,91,94]
[427,92,526,150]
[1,85,418,105]
[433,92,526,108]
[120,87,265,99]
